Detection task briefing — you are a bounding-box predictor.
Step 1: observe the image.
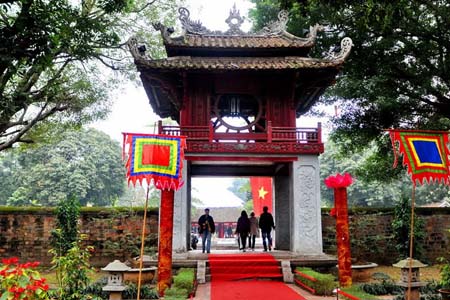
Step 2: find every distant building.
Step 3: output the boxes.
[192,207,242,238]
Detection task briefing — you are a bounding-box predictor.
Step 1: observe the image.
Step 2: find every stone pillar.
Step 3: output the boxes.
[173,160,189,253]
[274,173,291,250]
[291,155,323,254]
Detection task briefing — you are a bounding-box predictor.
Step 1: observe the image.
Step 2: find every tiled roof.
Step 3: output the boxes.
[136,56,343,71]
[165,33,315,49]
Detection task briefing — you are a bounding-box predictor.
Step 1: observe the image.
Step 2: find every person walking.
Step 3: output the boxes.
[259,206,275,251]
[235,210,250,252]
[248,212,259,251]
[198,208,215,253]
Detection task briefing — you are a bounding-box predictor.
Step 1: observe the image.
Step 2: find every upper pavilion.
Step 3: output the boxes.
[128,6,352,158]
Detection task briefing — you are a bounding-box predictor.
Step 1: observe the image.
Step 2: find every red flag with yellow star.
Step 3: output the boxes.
[250,177,272,215]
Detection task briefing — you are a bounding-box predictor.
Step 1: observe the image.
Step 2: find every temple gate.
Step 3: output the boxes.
[129,6,352,256]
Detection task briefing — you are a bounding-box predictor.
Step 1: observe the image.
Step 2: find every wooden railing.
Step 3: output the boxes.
[158,121,321,144]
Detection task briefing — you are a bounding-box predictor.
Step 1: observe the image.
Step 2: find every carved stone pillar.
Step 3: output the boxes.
[292,155,323,254]
[173,160,189,253]
[274,174,291,250]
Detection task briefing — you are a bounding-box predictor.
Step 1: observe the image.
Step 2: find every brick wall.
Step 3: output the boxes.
[0,208,159,267]
[322,208,450,264]
[0,207,449,266]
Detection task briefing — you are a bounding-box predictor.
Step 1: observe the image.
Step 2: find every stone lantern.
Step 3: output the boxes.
[102,260,131,300]
[393,258,427,300]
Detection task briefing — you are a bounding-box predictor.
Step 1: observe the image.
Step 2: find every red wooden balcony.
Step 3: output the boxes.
[158,121,324,155]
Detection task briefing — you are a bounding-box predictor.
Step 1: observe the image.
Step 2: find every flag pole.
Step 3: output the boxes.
[407,184,416,300]
[137,185,150,300]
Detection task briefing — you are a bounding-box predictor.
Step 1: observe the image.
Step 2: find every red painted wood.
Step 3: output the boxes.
[185,156,298,162]
[337,289,360,300]
[294,270,318,282]
[294,278,316,294]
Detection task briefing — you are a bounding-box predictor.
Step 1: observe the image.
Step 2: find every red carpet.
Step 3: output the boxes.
[208,253,282,281]
[209,253,306,300]
[210,280,307,300]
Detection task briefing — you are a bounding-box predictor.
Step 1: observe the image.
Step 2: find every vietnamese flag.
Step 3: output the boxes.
[250,177,273,215]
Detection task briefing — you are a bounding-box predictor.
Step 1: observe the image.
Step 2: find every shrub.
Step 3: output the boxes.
[392,196,425,261]
[122,282,159,299]
[51,196,80,256]
[0,257,50,300]
[294,267,336,296]
[163,286,189,300]
[172,268,195,292]
[81,277,109,299]
[49,235,97,300]
[359,280,403,295]
[340,285,378,299]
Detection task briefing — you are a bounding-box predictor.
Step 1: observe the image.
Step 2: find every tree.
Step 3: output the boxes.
[0,0,179,151]
[228,178,252,203]
[250,0,450,182]
[320,140,450,207]
[0,128,126,206]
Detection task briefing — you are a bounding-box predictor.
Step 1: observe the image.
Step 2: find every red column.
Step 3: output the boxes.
[334,187,352,287]
[325,173,353,287]
[157,189,175,296]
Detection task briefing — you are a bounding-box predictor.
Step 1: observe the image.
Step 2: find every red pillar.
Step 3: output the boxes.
[325,172,353,287]
[157,189,175,296]
[334,187,352,287]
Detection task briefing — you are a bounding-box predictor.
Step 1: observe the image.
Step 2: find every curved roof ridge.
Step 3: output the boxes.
[152,7,323,50]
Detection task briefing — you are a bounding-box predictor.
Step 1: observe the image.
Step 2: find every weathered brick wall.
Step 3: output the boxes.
[322,208,450,264]
[0,207,449,266]
[0,208,159,267]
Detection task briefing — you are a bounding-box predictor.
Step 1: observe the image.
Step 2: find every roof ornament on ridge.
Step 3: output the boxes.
[178,7,216,35]
[256,10,289,35]
[176,6,294,37]
[325,37,353,62]
[224,4,245,35]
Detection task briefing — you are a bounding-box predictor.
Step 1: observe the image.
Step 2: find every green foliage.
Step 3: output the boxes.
[294,267,336,296]
[359,280,402,295]
[49,235,98,300]
[172,268,195,292]
[51,196,80,256]
[349,212,385,263]
[439,256,450,289]
[122,282,159,299]
[393,280,443,299]
[250,0,450,182]
[0,128,126,206]
[0,258,50,300]
[228,178,252,203]
[340,285,378,300]
[320,140,450,207]
[103,232,158,261]
[0,0,180,151]
[391,196,425,260]
[100,207,158,260]
[163,286,189,300]
[81,277,109,299]
[163,268,196,300]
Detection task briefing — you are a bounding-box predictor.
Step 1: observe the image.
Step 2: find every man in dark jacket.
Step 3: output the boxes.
[198,208,215,253]
[259,206,275,251]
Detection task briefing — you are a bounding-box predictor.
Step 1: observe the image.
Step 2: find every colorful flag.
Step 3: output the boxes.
[388,130,450,185]
[250,177,272,215]
[122,133,186,190]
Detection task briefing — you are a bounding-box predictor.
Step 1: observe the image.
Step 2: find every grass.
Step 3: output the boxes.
[340,284,378,299]
[369,264,442,283]
[40,268,106,287]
